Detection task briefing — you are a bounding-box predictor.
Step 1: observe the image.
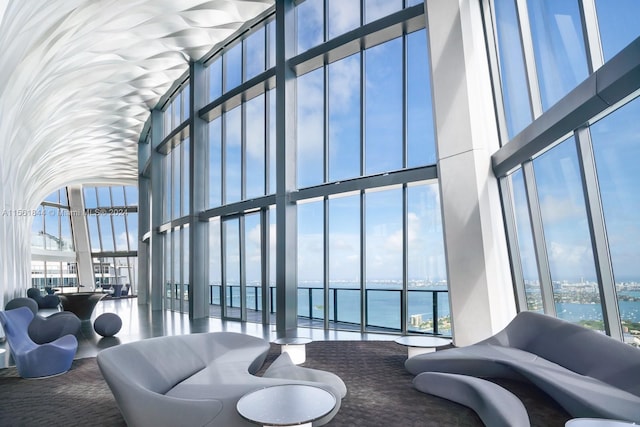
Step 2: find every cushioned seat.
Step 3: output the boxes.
[93,313,122,337]
[405,311,640,423]
[0,306,78,378]
[5,297,38,315]
[28,311,81,344]
[413,372,530,427]
[97,332,344,427]
[27,287,60,309]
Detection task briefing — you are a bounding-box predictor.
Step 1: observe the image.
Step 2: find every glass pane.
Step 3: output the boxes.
[208,58,222,101]
[269,206,277,314]
[298,199,325,324]
[245,213,262,313]
[182,84,190,122]
[246,27,266,81]
[225,107,242,203]
[407,30,436,167]
[527,0,588,110]
[163,154,172,222]
[246,94,266,199]
[44,191,58,204]
[173,229,181,303]
[172,148,181,219]
[84,187,97,209]
[97,187,111,207]
[365,38,402,175]
[297,68,325,188]
[224,44,242,92]
[60,210,73,251]
[124,186,138,206]
[495,0,532,137]
[365,0,401,24]
[268,89,276,195]
[591,97,640,338]
[182,139,190,216]
[365,186,402,330]
[329,194,360,328]
[44,207,59,250]
[511,170,542,311]
[164,231,172,299]
[87,214,101,252]
[59,189,68,206]
[127,212,138,251]
[164,103,172,137]
[183,227,190,309]
[111,186,125,206]
[208,118,222,207]
[595,0,640,62]
[267,21,276,68]
[224,219,241,317]
[533,138,602,329]
[328,53,360,182]
[172,94,181,129]
[407,183,447,332]
[31,212,45,249]
[209,218,222,306]
[296,0,323,54]
[113,215,128,251]
[328,0,360,39]
[99,215,115,252]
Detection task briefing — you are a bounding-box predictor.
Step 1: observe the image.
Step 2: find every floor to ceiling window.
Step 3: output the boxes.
[143,2,449,336]
[490,0,640,344]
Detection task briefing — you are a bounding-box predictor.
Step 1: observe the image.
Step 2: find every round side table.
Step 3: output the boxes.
[395,335,451,358]
[237,384,336,427]
[273,337,312,365]
[566,419,638,427]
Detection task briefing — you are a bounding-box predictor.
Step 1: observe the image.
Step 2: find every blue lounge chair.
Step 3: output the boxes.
[0,306,77,378]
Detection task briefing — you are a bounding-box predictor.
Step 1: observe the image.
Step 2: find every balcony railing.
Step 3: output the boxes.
[209,285,450,336]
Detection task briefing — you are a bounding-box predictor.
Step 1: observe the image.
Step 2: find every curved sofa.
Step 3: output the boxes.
[97,332,345,427]
[405,311,640,423]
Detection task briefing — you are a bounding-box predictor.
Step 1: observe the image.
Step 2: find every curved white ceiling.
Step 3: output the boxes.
[0,0,272,208]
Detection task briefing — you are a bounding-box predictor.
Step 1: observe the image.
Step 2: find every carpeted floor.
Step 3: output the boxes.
[0,340,571,426]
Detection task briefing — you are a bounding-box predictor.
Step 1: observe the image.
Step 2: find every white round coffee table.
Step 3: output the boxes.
[395,335,451,358]
[566,419,638,427]
[273,337,312,364]
[237,384,336,427]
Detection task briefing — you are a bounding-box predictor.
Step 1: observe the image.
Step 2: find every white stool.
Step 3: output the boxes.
[273,337,312,365]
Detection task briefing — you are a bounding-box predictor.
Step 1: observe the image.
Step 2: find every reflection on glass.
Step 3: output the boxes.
[245,213,262,312]
[163,154,171,222]
[246,95,266,199]
[407,30,436,167]
[527,0,588,110]
[365,0,401,24]
[127,213,138,251]
[533,138,602,329]
[267,21,276,68]
[296,0,323,54]
[183,228,189,308]
[246,28,265,81]
[224,44,242,92]
[329,53,360,182]
[269,206,276,313]
[209,218,221,295]
[365,187,402,330]
[225,107,242,203]
[173,229,181,304]
[224,219,241,317]
[328,0,360,39]
[182,139,190,216]
[87,215,100,252]
[329,193,361,328]
[298,199,325,324]
[84,187,97,209]
[366,38,402,175]
[164,231,172,299]
[510,169,542,311]
[595,0,640,62]
[208,118,222,208]
[99,215,115,252]
[591,97,640,340]
[407,183,448,332]
[297,68,324,188]
[172,147,181,220]
[182,84,190,122]
[269,89,276,195]
[208,58,222,102]
[494,0,533,138]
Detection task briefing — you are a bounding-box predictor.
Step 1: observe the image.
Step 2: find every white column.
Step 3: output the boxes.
[425,0,516,346]
[67,185,94,287]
